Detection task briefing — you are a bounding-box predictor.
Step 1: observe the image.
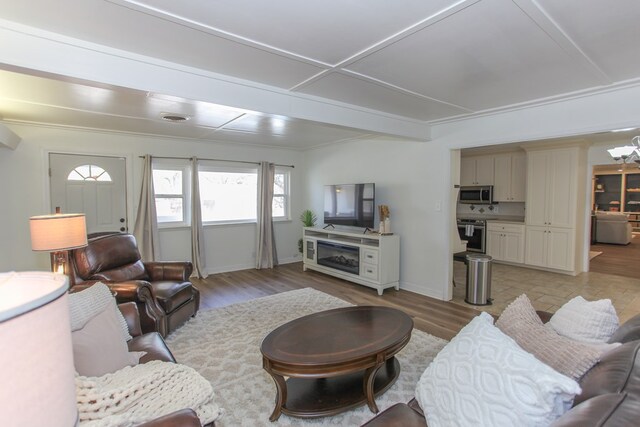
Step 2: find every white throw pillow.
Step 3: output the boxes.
[72,300,145,376]
[496,294,604,380]
[415,312,581,427]
[69,282,132,340]
[549,296,619,343]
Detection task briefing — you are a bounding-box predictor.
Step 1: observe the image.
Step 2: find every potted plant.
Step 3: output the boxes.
[298,209,317,253]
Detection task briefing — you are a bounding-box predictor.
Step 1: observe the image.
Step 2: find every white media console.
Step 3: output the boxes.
[302,227,400,295]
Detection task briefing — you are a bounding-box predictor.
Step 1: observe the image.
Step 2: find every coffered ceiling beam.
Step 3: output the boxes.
[0,19,431,141]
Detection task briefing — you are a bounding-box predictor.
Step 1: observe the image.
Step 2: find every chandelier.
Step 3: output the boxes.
[608,136,640,165]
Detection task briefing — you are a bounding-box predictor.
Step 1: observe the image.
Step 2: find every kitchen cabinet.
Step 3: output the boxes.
[525,226,575,271]
[524,146,584,273]
[493,152,526,202]
[526,148,577,228]
[460,155,494,186]
[487,222,525,263]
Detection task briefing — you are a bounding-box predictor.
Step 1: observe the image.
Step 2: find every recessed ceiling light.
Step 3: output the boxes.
[160,113,190,122]
[611,127,637,133]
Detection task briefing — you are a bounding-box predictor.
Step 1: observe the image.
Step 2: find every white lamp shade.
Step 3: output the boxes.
[30,213,87,251]
[0,272,78,427]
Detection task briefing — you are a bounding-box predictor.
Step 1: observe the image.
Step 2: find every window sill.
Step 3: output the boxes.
[158,218,291,229]
[158,224,191,231]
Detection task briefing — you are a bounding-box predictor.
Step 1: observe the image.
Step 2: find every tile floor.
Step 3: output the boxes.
[452,261,640,323]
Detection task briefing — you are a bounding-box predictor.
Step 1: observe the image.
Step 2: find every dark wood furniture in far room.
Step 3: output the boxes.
[260,306,413,421]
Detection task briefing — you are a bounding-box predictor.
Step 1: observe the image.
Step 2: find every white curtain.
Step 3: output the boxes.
[256,161,278,269]
[191,157,208,278]
[133,155,160,261]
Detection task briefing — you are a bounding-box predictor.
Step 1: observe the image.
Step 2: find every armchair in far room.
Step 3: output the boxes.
[595,212,633,245]
[68,233,200,337]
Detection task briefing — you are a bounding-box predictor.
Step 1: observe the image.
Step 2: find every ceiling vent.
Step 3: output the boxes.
[160,113,190,122]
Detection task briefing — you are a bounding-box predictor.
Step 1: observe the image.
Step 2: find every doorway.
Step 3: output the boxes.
[589,163,640,278]
[49,153,128,235]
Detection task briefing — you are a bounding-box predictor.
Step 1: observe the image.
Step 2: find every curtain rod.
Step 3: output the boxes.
[138,155,294,168]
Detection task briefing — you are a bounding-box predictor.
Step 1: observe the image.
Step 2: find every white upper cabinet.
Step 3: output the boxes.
[460,155,494,186]
[511,153,527,201]
[460,157,476,186]
[493,152,526,202]
[525,148,577,228]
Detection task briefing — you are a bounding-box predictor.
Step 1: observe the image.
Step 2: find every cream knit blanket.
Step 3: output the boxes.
[77,360,223,426]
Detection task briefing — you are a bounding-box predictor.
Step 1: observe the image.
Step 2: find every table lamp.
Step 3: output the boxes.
[30,212,87,274]
[0,271,79,426]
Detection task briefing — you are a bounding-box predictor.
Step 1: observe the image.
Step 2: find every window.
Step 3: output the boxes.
[153,164,190,226]
[272,169,290,220]
[67,164,112,181]
[198,165,291,224]
[198,167,258,224]
[152,162,291,226]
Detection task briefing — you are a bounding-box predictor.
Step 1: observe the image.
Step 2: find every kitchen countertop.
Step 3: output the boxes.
[457,214,525,223]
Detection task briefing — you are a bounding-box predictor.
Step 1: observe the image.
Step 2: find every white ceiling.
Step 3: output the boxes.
[1,0,640,148]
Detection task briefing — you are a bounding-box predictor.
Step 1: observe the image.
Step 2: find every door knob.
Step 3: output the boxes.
[120,218,125,223]
[120,227,125,232]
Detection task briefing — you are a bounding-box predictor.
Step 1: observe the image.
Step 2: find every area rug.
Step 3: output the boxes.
[166,288,447,426]
[589,251,603,260]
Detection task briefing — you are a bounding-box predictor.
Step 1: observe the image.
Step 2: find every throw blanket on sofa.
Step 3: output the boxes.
[76,360,223,426]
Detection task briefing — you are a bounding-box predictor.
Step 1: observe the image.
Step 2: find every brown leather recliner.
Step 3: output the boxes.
[69,233,199,337]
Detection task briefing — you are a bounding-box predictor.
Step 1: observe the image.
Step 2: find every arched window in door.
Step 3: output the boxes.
[67,165,112,182]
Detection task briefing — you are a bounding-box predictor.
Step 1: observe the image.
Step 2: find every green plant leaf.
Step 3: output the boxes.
[300,209,317,227]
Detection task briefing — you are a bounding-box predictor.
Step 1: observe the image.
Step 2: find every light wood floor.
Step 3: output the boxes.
[191,262,478,341]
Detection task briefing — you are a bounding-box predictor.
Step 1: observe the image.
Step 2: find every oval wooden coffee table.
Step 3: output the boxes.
[260,305,413,421]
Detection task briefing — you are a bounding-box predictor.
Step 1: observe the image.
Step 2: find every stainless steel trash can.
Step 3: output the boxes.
[465,254,493,306]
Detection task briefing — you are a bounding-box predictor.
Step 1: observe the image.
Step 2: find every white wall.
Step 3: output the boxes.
[0,123,304,273]
[303,138,453,299]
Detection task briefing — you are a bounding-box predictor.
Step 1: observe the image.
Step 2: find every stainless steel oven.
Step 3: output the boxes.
[457,218,486,253]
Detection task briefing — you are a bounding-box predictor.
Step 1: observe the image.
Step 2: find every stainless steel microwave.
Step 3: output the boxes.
[459,185,494,204]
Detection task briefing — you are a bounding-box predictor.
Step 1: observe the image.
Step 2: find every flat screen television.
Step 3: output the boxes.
[324,183,375,228]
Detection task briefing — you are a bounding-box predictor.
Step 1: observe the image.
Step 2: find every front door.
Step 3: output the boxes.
[49,153,127,235]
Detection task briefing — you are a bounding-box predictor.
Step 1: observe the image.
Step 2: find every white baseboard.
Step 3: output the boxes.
[201,259,448,302]
[205,262,254,275]
[278,256,301,265]
[399,281,446,300]
[204,256,301,275]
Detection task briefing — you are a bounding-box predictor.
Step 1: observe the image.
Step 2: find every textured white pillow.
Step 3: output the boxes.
[549,296,619,343]
[415,312,581,427]
[497,294,604,380]
[69,282,132,341]
[72,300,145,377]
